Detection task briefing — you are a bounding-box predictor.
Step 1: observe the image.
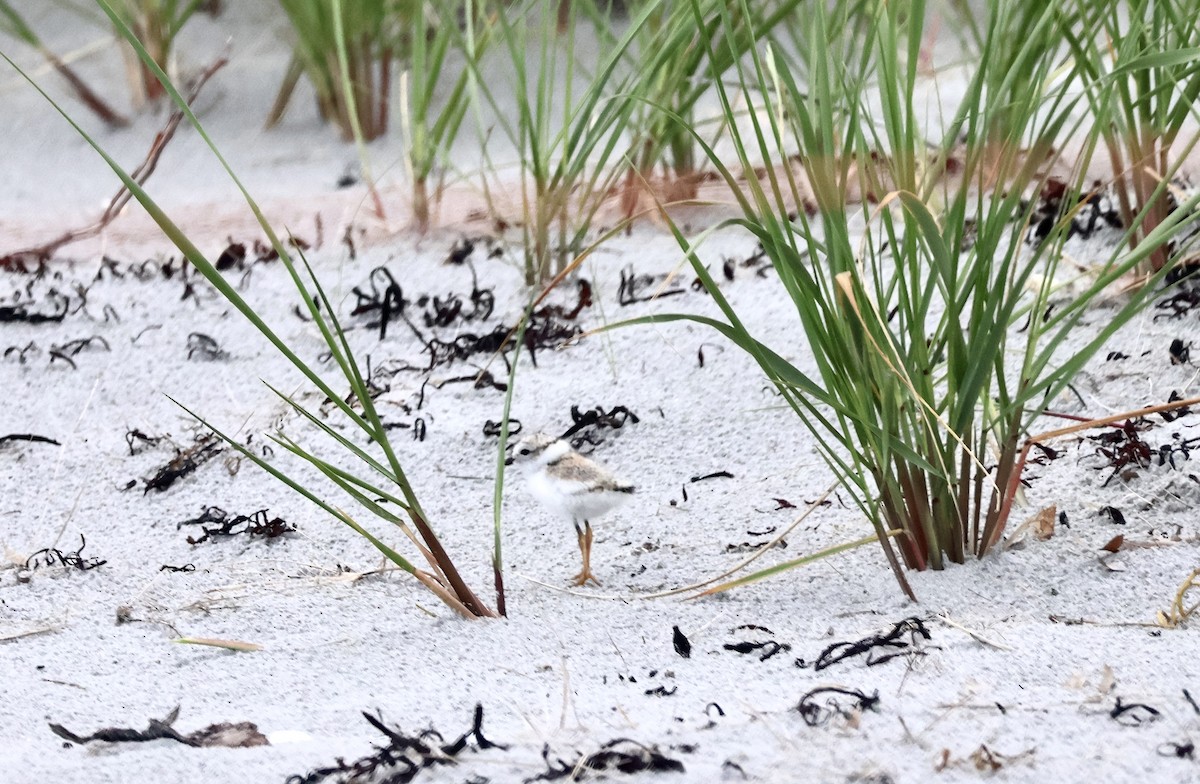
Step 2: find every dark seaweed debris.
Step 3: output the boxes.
[1086,417,1155,487]
[286,704,505,784]
[805,616,931,671]
[178,507,295,545]
[350,266,421,341]
[561,405,639,451]
[49,705,267,748]
[796,687,881,727]
[1110,697,1161,726]
[24,534,106,571]
[1025,178,1123,245]
[618,264,686,305]
[0,292,69,323]
[527,738,685,782]
[724,625,791,662]
[143,435,223,494]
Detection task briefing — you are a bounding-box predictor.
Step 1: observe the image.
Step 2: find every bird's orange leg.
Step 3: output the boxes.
[571,521,600,586]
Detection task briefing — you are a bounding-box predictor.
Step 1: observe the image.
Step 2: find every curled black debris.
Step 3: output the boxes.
[24,534,106,571]
[143,436,222,493]
[0,292,69,323]
[125,428,167,456]
[447,238,474,264]
[1158,434,1200,469]
[796,687,881,727]
[178,507,295,545]
[1101,506,1127,525]
[1157,282,1200,319]
[725,538,787,554]
[1184,689,1200,716]
[535,279,593,322]
[618,264,685,305]
[528,738,685,782]
[672,625,691,659]
[186,332,228,361]
[287,704,505,784]
[561,405,639,450]
[807,616,931,671]
[433,369,507,393]
[644,685,677,697]
[724,625,791,661]
[0,433,60,447]
[1027,442,1061,465]
[484,419,522,438]
[159,563,196,573]
[1161,390,1193,423]
[49,335,110,368]
[1026,178,1123,245]
[215,242,246,271]
[49,706,267,748]
[1170,338,1191,365]
[417,284,495,328]
[691,470,734,482]
[521,312,582,366]
[1110,697,1161,726]
[723,760,747,778]
[1159,741,1195,759]
[3,341,40,363]
[351,266,422,342]
[1085,418,1155,486]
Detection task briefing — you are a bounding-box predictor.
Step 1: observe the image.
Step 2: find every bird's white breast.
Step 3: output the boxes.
[527,469,629,524]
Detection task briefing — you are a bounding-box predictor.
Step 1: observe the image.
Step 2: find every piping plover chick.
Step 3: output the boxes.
[507,433,634,586]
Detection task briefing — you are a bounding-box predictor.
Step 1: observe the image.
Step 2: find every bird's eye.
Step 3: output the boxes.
[519,448,530,455]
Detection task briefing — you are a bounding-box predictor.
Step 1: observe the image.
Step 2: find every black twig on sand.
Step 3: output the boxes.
[723,625,791,662]
[287,704,506,784]
[178,506,294,545]
[49,705,267,748]
[1110,697,1161,726]
[24,534,106,571]
[796,687,881,727]
[527,738,686,782]
[804,616,931,671]
[0,433,60,447]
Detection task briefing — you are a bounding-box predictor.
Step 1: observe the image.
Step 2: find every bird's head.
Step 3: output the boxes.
[505,432,564,466]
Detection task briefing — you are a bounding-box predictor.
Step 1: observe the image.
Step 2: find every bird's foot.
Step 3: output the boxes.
[570,569,601,587]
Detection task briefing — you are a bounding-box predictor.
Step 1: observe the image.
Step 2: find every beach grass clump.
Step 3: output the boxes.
[468,0,656,284]
[1062,0,1200,273]
[106,0,209,107]
[2,0,498,619]
[268,0,405,141]
[619,0,799,213]
[616,0,1200,596]
[0,2,128,125]
[401,0,492,232]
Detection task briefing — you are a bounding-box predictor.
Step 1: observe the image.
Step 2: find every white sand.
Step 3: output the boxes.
[2,5,1199,783]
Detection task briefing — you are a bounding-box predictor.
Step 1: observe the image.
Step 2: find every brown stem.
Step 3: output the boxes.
[409,510,493,617]
[40,48,128,128]
[493,557,507,618]
[4,55,228,263]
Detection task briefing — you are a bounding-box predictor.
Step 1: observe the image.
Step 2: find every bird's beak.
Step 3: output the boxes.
[504,456,514,466]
